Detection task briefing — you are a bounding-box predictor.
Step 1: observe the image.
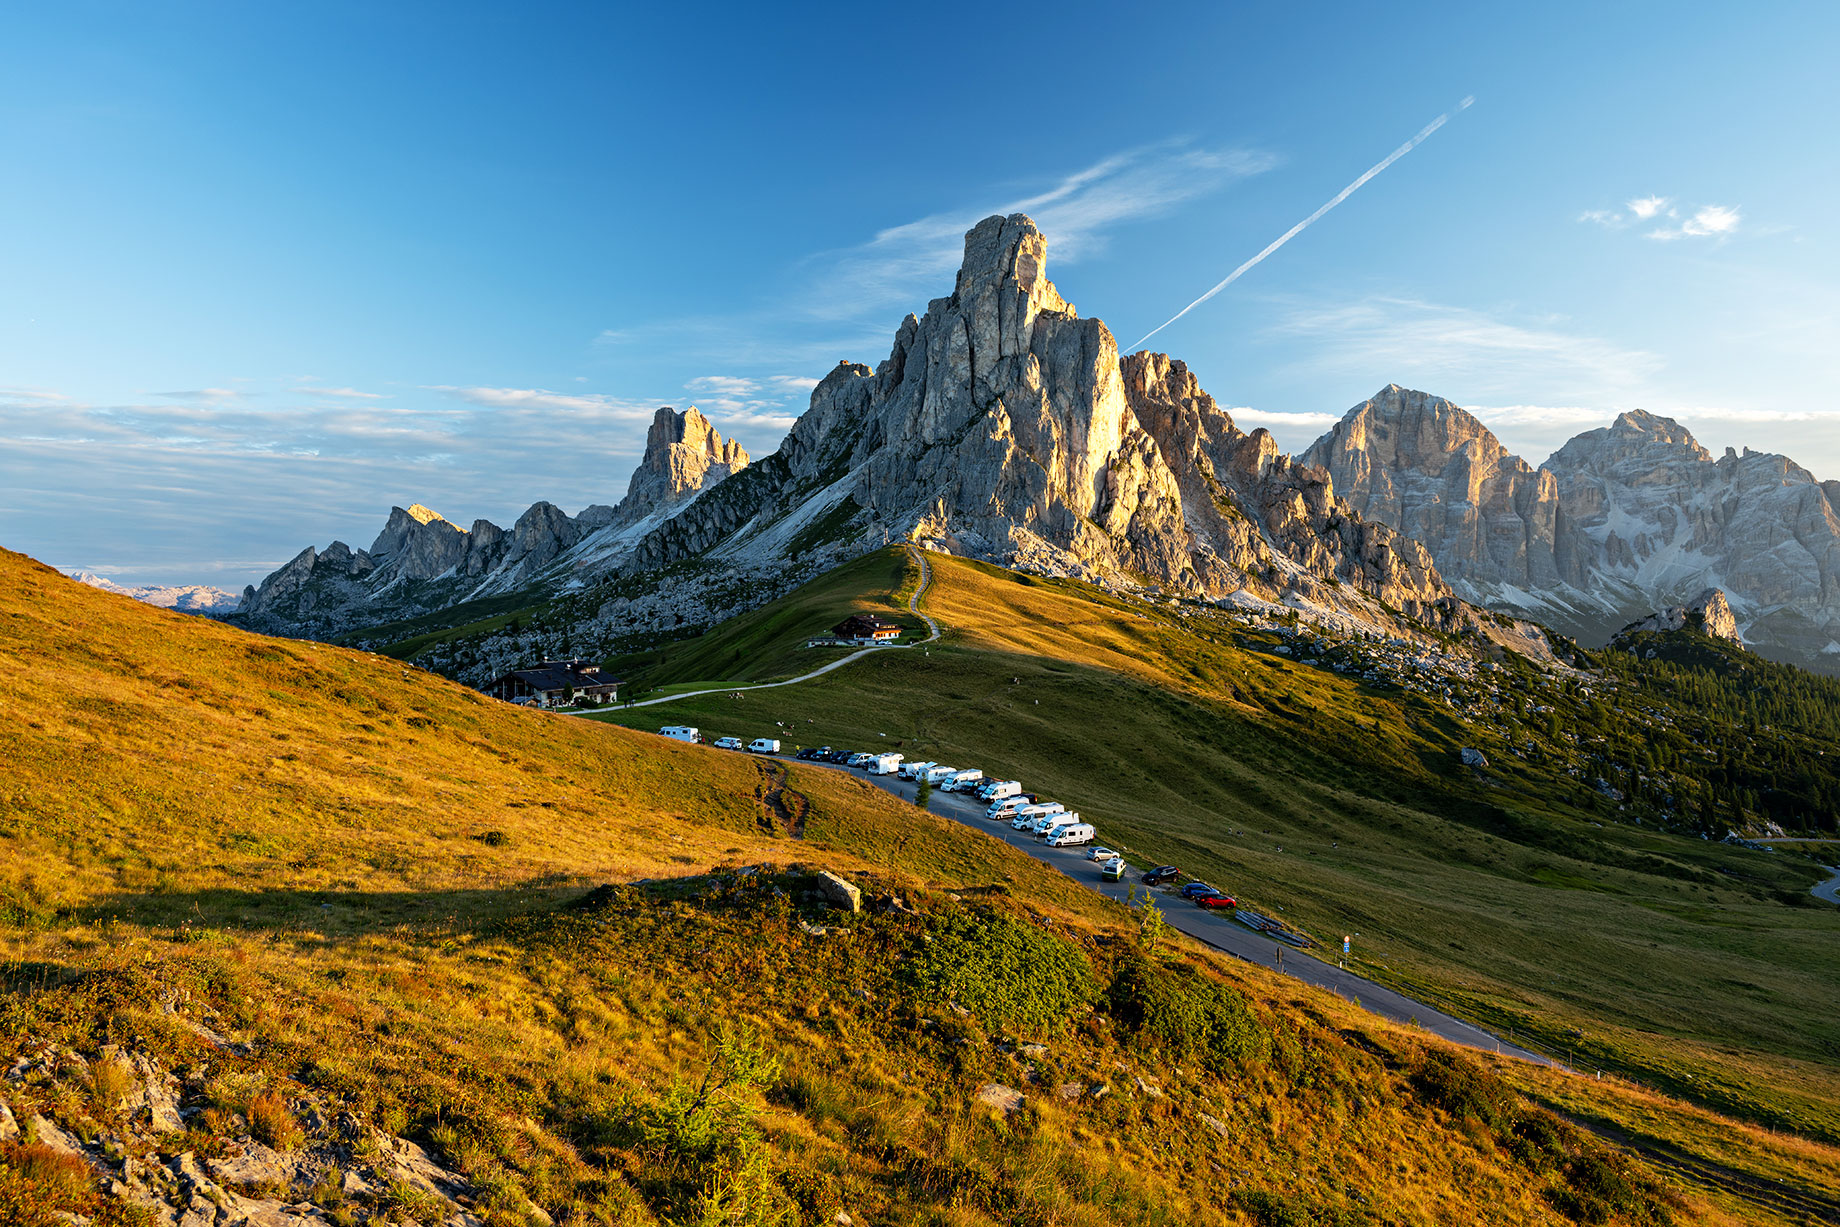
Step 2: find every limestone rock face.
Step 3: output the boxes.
[630,213,1469,632]
[1309,392,1840,671]
[1301,387,1563,593]
[614,407,749,527]
[235,405,753,635]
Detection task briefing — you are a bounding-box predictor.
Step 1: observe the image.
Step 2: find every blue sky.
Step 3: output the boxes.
[4,1,1837,587]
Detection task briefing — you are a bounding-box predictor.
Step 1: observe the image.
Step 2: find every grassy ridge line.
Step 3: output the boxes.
[578,551,1840,1150]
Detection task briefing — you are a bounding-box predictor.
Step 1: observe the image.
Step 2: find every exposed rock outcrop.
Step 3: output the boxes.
[1614,588,1744,646]
[629,214,1470,632]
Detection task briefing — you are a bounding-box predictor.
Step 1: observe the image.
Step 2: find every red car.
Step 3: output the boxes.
[1195,893,1237,910]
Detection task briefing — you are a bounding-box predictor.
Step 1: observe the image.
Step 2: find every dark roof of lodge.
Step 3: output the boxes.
[834,613,902,632]
[492,659,620,692]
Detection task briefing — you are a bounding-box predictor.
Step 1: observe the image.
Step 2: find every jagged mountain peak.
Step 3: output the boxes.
[1553,409,1711,467]
[952,213,1071,315]
[613,407,749,529]
[628,212,1473,637]
[371,503,463,557]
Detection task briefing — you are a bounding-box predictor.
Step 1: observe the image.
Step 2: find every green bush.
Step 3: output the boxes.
[907,910,1097,1033]
[1410,1050,1512,1127]
[1107,953,1268,1071]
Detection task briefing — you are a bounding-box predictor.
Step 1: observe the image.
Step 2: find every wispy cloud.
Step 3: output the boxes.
[1232,407,1343,429]
[1627,195,1671,220]
[685,375,759,396]
[427,385,661,418]
[298,385,389,400]
[1648,203,1741,241]
[801,140,1278,323]
[1580,195,1741,241]
[152,387,239,401]
[1265,295,1665,403]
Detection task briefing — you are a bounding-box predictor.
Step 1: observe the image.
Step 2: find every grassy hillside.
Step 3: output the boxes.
[5,545,1798,1226]
[579,551,1840,1171]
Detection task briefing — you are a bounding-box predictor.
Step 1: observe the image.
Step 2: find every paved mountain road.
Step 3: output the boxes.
[617,548,939,712]
[1753,839,1840,905]
[790,754,1551,1065]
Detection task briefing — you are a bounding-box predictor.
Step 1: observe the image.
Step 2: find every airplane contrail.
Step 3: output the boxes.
[1128,97,1474,352]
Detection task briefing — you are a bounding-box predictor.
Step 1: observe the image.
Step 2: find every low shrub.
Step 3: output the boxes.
[1107,953,1268,1071]
[907,910,1097,1033]
[1409,1050,1512,1128]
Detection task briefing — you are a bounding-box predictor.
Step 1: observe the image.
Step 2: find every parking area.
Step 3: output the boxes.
[783,750,1548,1063]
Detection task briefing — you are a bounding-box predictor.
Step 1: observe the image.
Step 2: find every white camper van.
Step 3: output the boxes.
[1046,823,1095,848]
[659,726,701,744]
[942,769,984,792]
[1031,811,1079,836]
[923,764,959,784]
[1011,803,1065,831]
[900,761,936,780]
[867,752,905,774]
[747,738,780,754]
[977,780,1022,801]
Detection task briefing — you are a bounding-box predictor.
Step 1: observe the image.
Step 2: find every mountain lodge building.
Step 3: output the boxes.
[831,614,903,644]
[484,659,620,707]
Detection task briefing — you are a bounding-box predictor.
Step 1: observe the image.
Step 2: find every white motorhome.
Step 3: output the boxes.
[990,795,1047,820]
[1046,823,1095,848]
[1011,803,1065,831]
[867,752,905,774]
[899,761,936,780]
[659,726,701,744]
[977,780,1021,801]
[1031,811,1080,836]
[942,769,984,792]
[747,738,780,754]
[923,764,959,783]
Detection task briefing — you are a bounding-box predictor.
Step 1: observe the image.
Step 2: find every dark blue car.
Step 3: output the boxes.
[1180,882,1221,900]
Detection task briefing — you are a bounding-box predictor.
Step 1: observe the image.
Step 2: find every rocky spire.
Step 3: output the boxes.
[612,407,749,526]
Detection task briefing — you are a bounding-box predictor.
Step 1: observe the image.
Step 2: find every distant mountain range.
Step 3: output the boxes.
[227,211,1840,679]
[234,213,1544,671]
[67,571,241,614]
[1302,388,1840,672]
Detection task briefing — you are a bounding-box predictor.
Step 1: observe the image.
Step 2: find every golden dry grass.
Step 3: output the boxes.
[0,546,1824,1225]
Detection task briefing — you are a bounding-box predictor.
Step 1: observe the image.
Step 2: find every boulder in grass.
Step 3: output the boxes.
[814,871,861,913]
[974,1083,1025,1115]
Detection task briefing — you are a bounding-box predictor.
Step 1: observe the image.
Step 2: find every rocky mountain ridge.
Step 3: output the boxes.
[1304,387,1840,673]
[231,407,747,636]
[237,214,1554,672]
[619,214,1476,637]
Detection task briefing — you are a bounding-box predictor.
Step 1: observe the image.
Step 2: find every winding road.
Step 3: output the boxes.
[618,548,939,711]
[1753,838,1840,905]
